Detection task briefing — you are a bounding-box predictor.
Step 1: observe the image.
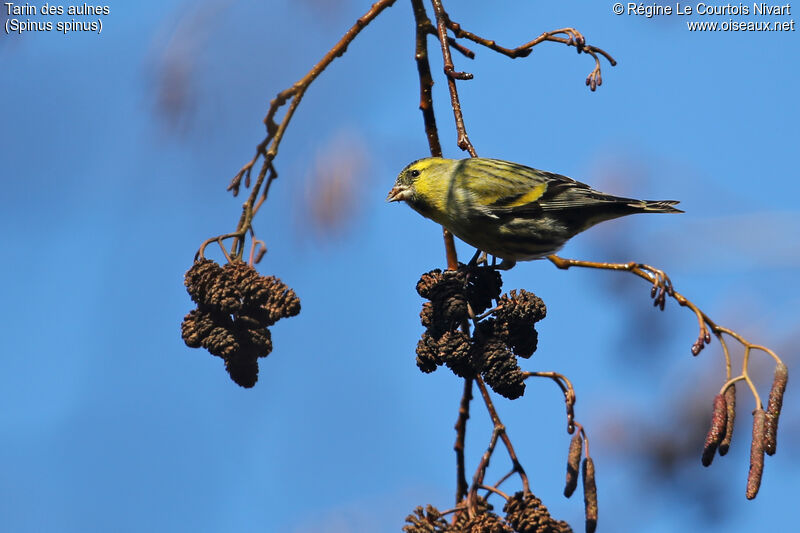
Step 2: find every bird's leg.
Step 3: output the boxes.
[467,250,515,270]
[494,259,516,270]
[467,248,483,267]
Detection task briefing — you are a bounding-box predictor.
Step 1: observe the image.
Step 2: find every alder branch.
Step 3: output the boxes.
[430,0,478,157]
[412,5,622,518]
[523,371,577,434]
[454,376,473,504]
[446,22,617,91]
[411,0,461,270]
[548,253,786,491]
[547,254,783,367]
[412,0,443,158]
[199,0,398,260]
[473,376,530,496]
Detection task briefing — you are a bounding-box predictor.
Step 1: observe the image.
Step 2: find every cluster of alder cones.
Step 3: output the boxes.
[414,265,546,399]
[181,258,300,387]
[404,492,574,533]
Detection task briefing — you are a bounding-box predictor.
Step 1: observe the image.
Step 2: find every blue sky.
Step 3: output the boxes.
[1,1,797,532]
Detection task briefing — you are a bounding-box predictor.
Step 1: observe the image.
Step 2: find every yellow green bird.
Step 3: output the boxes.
[387,157,682,268]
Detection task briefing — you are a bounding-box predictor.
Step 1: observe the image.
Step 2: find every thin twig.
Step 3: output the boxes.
[479,484,510,502]
[411,0,443,158]
[412,3,469,505]
[493,468,517,490]
[548,254,784,413]
[468,425,503,509]
[575,421,591,458]
[220,0,398,260]
[196,232,239,261]
[429,0,477,156]
[248,238,266,266]
[446,23,616,91]
[419,0,480,504]
[523,371,576,433]
[454,376,473,504]
[475,376,530,493]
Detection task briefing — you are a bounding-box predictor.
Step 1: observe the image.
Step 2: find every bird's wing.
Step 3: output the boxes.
[457,159,549,210]
[459,159,601,216]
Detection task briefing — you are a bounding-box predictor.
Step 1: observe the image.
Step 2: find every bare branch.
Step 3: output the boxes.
[548,253,786,456]
[430,0,478,156]
[222,0,398,260]
[454,376,473,504]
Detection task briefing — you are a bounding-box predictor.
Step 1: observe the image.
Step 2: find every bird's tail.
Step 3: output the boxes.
[629,200,683,214]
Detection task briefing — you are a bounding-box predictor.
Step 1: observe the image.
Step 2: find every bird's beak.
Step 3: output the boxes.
[386,185,410,203]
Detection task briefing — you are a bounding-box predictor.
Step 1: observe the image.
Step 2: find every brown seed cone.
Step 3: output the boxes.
[496,289,547,324]
[582,458,598,533]
[185,259,242,314]
[236,325,273,358]
[416,268,485,343]
[465,265,503,314]
[565,433,583,498]
[184,259,222,304]
[746,409,767,499]
[416,269,445,299]
[223,261,273,307]
[480,335,525,400]
[201,324,239,358]
[417,269,466,300]
[495,290,546,358]
[207,275,243,314]
[181,309,217,348]
[435,270,466,300]
[183,260,299,389]
[233,313,265,330]
[551,520,574,533]
[401,505,449,533]
[420,302,434,328]
[416,332,442,373]
[441,292,468,327]
[764,362,788,456]
[452,497,493,531]
[262,275,301,323]
[461,512,513,533]
[224,353,259,388]
[438,330,476,378]
[416,269,468,328]
[701,394,728,466]
[503,491,568,533]
[508,327,540,360]
[236,305,274,329]
[719,384,736,456]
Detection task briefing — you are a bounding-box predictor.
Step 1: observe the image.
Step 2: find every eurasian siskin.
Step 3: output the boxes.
[387,157,681,268]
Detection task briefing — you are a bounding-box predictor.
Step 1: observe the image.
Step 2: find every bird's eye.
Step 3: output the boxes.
[410,169,420,178]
